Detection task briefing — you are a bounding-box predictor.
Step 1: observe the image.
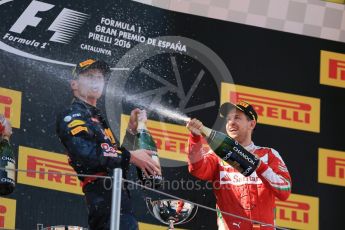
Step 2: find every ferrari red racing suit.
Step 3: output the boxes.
[188,134,291,230]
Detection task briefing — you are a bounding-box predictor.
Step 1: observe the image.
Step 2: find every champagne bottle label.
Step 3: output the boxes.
[1,156,15,181]
[6,160,15,181]
[206,129,260,176]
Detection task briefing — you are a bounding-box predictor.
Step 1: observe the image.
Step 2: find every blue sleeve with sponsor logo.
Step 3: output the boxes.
[56,108,130,177]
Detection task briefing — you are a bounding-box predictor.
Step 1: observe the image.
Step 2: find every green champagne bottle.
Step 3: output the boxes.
[0,138,16,195]
[200,126,260,176]
[135,118,162,188]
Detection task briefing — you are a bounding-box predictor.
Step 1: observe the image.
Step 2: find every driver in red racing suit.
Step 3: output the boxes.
[187,101,291,230]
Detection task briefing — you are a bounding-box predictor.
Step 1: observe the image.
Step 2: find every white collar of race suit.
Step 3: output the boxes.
[244,142,256,152]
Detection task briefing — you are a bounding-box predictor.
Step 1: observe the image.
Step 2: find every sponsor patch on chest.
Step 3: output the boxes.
[219,171,262,185]
[101,143,122,157]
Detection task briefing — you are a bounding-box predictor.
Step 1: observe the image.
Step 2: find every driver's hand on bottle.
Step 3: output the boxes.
[186,118,203,136]
[127,108,147,134]
[137,110,147,123]
[0,115,12,141]
[130,149,161,177]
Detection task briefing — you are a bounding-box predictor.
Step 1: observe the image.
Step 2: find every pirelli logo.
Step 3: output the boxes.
[120,115,189,162]
[320,50,345,88]
[0,197,16,229]
[275,193,319,230]
[17,146,83,195]
[319,148,345,187]
[0,87,22,129]
[221,83,320,132]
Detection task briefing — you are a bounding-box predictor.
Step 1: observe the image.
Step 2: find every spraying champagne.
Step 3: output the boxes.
[126,103,260,176]
[187,118,260,177]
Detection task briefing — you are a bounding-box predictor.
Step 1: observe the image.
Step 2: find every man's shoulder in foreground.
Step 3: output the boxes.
[253,144,283,158]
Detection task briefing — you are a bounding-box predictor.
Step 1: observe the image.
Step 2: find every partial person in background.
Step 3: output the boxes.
[56,59,160,230]
[0,114,16,195]
[186,101,291,230]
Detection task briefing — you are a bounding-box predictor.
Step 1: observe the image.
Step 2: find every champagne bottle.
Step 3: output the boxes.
[200,126,260,176]
[135,113,162,188]
[0,138,16,195]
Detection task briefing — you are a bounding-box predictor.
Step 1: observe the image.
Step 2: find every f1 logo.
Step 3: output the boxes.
[9,0,90,44]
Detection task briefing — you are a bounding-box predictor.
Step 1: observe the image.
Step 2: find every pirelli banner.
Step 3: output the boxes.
[0,197,16,230]
[0,0,344,229]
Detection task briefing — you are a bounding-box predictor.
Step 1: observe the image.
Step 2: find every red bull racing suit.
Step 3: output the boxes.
[56,98,137,230]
